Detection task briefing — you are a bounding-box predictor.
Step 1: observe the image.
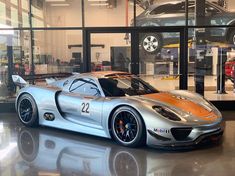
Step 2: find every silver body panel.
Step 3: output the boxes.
[15,72,224,148]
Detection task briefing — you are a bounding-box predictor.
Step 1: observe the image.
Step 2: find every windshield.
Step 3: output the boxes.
[99,76,159,97]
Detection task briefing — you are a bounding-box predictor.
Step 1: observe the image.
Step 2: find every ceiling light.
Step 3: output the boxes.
[88,0,107,1]
[0,142,17,161]
[0,24,14,35]
[51,3,70,6]
[46,0,66,2]
[90,3,108,6]
[0,123,3,133]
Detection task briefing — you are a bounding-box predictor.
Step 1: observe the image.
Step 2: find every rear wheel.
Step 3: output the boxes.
[111,106,146,147]
[228,30,235,45]
[17,94,38,127]
[140,33,162,54]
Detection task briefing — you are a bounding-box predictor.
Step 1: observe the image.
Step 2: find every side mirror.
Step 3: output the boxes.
[206,8,216,15]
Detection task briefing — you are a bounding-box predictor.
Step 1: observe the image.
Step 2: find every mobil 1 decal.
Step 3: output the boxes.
[81,99,91,116]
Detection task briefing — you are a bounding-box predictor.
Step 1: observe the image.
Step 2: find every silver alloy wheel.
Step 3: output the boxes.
[142,35,159,52]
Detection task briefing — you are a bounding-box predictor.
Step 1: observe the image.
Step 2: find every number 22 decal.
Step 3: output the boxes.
[81,102,90,114]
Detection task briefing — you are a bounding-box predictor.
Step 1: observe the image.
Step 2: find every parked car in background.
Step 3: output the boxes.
[136,0,235,54]
[225,58,235,79]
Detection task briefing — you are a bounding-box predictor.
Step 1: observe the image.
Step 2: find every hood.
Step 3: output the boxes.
[139,91,220,123]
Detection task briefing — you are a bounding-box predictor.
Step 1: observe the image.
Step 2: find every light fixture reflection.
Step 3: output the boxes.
[0,142,17,161]
[51,3,70,6]
[0,123,3,133]
[90,3,108,6]
[46,0,66,2]
[0,24,14,35]
[88,0,107,1]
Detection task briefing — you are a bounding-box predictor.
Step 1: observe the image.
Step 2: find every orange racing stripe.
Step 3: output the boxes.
[143,93,218,121]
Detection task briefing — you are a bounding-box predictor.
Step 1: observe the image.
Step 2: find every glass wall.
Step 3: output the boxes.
[1,0,235,103]
[0,0,30,27]
[32,30,83,75]
[138,31,180,91]
[85,0,134,27]
[31,0,82,27]
[189,26,235,100]
[0,30,30,101]
[90,33,131,72]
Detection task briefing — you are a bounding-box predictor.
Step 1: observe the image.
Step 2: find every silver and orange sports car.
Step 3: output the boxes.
[13,71,224,148]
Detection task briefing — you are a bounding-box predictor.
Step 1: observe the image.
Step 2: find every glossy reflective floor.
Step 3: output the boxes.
[0,113,235,176]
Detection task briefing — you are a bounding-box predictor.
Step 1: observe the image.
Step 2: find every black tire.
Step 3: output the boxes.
[111,106,146,147]
[17,94,39,127]
[140,33,163,55]
[228,30,235,46]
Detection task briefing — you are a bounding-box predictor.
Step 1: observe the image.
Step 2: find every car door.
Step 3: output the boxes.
[205,3,225,39]
[58,77,104,129]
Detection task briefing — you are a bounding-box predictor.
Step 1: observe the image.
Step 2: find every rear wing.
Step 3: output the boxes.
[12,75,28,88]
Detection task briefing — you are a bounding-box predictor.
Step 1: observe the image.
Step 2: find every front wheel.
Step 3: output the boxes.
[111,106,146,147]
[17,94,39,127]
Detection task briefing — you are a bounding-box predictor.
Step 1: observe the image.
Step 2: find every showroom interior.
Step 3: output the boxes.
[1,0,235,176]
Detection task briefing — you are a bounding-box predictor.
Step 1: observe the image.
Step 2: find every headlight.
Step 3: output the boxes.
[203,98,214,107]
[153,106,181,121]
[201,98,214,112]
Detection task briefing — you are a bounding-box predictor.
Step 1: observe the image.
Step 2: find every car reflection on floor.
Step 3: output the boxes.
[15,126,224,176]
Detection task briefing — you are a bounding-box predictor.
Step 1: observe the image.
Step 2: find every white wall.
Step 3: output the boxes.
[91,33,130,63]
[227,0,235,11]
[84,0,134,27]
[38,0,134,64]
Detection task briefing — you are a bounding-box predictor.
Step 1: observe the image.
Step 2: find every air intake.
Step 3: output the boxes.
[171,128,192,141]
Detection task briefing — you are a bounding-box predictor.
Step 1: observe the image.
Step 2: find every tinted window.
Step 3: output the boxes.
[69,78,100,96]
[188,2,220,14]
[205,4,220,14]
[150,3,185,15]
[99,76,159,97]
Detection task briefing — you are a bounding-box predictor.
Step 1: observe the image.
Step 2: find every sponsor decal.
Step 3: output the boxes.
[154,128,170,133]
[81,99,91,116]
[172,95,186,100]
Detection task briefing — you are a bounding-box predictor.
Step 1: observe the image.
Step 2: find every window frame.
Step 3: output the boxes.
[69,77,102,97]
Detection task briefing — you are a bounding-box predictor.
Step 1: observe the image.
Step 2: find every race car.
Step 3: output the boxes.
[12,71,224,148]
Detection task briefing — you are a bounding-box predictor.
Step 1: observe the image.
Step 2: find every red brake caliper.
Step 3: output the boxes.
[119,120,125,134]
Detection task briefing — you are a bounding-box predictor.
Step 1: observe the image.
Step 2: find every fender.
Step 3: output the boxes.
[225,19,235,40]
